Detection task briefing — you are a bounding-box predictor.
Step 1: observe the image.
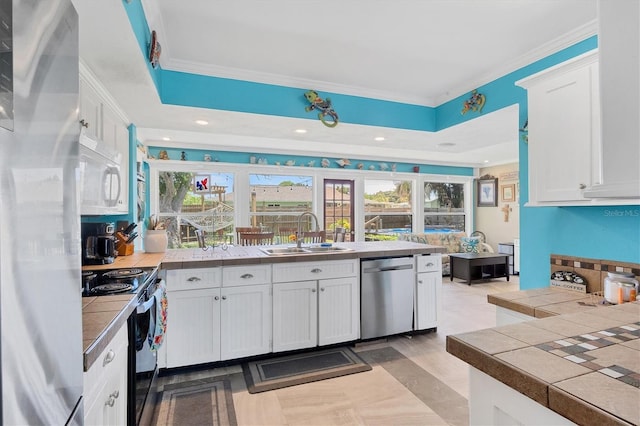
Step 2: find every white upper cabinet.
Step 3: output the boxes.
[517,51,602,205]
[583,0,640,200]
[79,66,130,213]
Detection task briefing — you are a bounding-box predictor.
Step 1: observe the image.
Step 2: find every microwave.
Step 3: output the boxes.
[78,134,125,215]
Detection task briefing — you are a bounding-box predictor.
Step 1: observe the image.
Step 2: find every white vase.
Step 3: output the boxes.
[144,229,168,253]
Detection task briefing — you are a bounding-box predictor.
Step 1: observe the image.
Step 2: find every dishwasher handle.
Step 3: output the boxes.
[363,264,413,273]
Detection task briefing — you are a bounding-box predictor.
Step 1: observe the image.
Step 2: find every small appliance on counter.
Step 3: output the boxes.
[82,222,117,265]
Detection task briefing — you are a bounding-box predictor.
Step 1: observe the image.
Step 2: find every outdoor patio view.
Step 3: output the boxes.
[156,171,465,249]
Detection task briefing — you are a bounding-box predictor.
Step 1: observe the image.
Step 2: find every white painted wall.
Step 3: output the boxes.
[475,162,520,251]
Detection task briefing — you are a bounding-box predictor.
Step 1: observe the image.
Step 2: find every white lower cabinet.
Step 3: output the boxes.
[415,254,442,330]
[470,367,574,425]
[165,287,221,368]
[272,280,318,352]
[272,260,359,352]
[84,324,128,426]
[220,283,271,360]
[164,266,271,368]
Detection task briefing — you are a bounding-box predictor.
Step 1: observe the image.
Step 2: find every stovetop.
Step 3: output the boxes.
[82,267,158,297]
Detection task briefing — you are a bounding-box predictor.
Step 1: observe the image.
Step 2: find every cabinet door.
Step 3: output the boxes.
[272,280,318,352]
[165,288,221,368]
[79,79,102,141]
[102,107,129,213]
[84,325,128,426]
[101,348,128,426]
[318,276,359,346]
[527,61,600,203]
[220,284,272,360]
[416,272,438,330]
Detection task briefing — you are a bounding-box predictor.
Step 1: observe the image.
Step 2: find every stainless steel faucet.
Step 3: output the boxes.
[297,211,319,248]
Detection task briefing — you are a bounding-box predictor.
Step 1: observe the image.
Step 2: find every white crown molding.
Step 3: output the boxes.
[433,20,598,105]
[158,19,597,108]
[160,57,432,106]
[79,60,130,125]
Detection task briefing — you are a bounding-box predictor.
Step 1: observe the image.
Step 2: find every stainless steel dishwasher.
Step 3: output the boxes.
[361,257,415,339]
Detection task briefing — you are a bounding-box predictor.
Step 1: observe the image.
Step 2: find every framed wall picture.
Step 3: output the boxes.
[477,177,498,207]
[501,184,516,202]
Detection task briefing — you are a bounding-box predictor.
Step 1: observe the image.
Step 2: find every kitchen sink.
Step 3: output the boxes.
[260,246,353,256]
[261,247,310,255]
[303,246,352,253]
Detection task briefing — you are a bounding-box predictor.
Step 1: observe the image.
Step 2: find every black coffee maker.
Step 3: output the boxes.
[82,222,117,265]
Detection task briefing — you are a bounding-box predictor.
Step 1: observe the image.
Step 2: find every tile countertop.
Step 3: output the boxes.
[159,240,446,269]
[447,294,640,425]
[487,287,617,318]
[81,241,445,371]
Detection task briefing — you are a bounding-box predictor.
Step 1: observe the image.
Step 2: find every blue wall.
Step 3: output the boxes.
[436,36,639,288]
[122,2,640,287]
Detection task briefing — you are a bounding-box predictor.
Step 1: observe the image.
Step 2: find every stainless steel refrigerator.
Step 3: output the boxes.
[0,0,83,424]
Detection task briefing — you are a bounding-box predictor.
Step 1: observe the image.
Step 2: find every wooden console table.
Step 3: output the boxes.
[449,253,510,285]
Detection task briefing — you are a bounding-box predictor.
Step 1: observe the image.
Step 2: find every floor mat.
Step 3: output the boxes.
[154,378,237,426]
[242,346,371,393]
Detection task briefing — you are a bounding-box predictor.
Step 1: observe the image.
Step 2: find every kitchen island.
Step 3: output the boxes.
[447,295,640,425]
[82,241,445,370]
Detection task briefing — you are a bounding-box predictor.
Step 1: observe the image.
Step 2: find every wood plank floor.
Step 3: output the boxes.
[153,276,519,425]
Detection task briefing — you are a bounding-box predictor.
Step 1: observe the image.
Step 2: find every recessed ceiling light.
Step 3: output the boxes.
[484,160,490,163]
[295,129,307,134]
[162,137,171,141]
[437,142,456,147]
[195,119,209,126]
[374,136,385,141]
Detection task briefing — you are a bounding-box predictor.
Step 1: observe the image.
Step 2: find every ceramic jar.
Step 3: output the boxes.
[603,272,639,304]
[144,229,168,253]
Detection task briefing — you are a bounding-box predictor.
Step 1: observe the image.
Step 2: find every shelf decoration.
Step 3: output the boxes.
[304,90,339,128]
[148,30,162,69]
[461,89,486,115]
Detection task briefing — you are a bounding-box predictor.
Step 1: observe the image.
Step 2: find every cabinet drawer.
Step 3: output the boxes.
[416,254,441,273]
[166,267,221,291]
[223,264,271,287]
[272,259,358,283]
[84,324,127,405]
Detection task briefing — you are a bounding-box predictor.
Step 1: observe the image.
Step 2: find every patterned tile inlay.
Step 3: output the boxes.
[535,321,640,388]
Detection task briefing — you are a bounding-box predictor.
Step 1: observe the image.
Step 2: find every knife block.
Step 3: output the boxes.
[115,232,135,256]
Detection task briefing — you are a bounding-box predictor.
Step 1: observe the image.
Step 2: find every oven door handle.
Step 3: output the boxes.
[137,294,155,314]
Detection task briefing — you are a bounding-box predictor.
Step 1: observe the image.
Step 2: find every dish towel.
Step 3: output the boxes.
[149,280,168,352]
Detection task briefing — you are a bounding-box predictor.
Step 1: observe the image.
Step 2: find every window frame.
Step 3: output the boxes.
[147,159,474,245]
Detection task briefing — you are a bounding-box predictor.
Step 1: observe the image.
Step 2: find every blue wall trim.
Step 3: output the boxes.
[146,146,474,177]
[161,70,437,131]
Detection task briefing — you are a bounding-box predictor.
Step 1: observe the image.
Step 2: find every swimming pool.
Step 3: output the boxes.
[374,228,460,234]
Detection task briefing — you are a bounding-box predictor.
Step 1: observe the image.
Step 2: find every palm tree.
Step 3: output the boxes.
[394,181,411,203]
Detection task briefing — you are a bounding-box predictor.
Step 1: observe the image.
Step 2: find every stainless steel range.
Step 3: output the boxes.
[83,266,165,425]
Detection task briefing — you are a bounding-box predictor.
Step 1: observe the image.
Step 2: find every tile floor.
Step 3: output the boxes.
[154,276,519,425]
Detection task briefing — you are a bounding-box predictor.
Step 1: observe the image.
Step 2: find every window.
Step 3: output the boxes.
[423,181,465,232]
[248,174,313,244]
[364,179,412,241]
[158,171,234,248]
